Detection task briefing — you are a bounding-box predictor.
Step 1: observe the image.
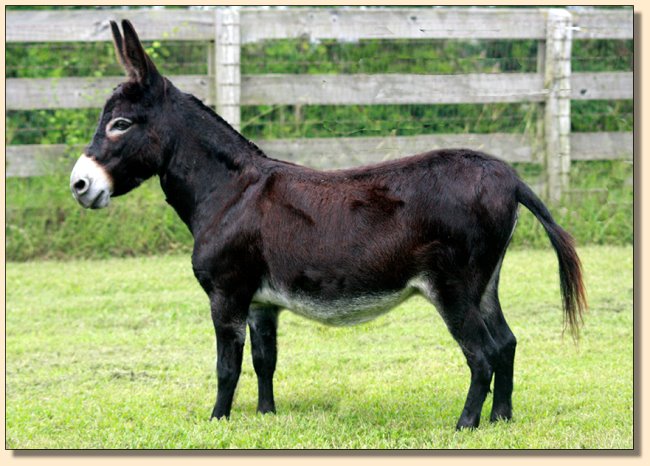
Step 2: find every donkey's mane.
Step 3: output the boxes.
[185,93,268,160]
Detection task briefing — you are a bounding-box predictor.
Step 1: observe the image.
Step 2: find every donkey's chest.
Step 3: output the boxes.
[251,279,421,326]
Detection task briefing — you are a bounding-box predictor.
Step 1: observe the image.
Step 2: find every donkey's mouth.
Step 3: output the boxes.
[71,188,111,210]
[89,191,110,210]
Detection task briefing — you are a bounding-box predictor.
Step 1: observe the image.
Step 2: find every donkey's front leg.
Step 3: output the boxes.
[210,293,248,420]
[248,305,280,414]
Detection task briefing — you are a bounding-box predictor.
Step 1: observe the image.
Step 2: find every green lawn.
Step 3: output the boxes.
[5,246,633,449]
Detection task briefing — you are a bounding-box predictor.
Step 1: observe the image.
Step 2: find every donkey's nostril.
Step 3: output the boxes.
[73,178,89,195]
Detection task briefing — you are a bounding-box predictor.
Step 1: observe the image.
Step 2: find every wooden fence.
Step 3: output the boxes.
[5,7,633,201]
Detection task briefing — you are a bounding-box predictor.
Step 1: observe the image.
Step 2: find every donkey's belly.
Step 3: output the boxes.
[252,279,424,326]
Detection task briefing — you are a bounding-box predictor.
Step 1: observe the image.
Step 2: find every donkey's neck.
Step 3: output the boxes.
[159,94,265,235]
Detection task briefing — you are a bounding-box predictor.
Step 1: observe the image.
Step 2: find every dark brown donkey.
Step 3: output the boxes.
[70,20,586,429]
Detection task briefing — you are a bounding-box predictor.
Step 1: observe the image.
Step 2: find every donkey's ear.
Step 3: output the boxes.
[110,21,126,67]
[119,19,161,88]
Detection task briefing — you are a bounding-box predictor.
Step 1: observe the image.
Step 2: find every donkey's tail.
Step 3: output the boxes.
[516,180,587,340]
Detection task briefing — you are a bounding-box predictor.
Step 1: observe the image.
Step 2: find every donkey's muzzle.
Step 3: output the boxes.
[70,154,114,209]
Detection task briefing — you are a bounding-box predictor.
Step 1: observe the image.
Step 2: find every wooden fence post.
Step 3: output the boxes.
[544,9,573,203]
[215,8,241,131]
[535,38,546,174]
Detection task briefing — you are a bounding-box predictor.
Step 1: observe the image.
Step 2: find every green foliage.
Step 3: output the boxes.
[6,41,121,79]
[572,100,634,132]
[573,39,635,72]
[5,246,633,448]
[6,176,192,261]
[242,103,541,140]
[242,39,539,75]
[6,108,100,146]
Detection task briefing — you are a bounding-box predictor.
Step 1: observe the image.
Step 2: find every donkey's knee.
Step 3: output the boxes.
[497,333,516,373]
[467,351,495,384]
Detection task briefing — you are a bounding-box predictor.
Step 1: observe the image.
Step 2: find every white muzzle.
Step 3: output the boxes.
[70,154,114,209]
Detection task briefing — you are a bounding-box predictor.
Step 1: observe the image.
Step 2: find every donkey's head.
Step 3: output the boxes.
[70,20,168,209]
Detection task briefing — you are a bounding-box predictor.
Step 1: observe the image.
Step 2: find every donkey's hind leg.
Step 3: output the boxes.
[417,278,499,430]
[248,305,280,414]
[480,264,517,423]
[450,303,500,430]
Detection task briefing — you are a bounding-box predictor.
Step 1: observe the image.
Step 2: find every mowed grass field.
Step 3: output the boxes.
[5,246,633,449]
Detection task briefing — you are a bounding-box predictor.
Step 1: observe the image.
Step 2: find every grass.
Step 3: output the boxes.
[5,246,633,449]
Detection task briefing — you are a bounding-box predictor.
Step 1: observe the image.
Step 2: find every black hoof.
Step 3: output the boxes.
[210,408,230,421]
[456,423,478,431]
[489,407,513,423]
[456,414,480,430]
[257,407,276,415]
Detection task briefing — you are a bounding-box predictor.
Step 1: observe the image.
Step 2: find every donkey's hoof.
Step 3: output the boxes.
[210,410,230,421]
[456,416,480,430]
[489,409,513,423]
[257,405,276,415]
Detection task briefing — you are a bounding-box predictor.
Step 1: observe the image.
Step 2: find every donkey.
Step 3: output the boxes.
[70,20,586,430]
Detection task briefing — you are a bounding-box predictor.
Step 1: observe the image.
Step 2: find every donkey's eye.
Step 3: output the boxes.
[108,117,133,134]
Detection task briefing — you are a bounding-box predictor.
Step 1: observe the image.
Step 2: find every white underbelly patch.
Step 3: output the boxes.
[251,275,436,326]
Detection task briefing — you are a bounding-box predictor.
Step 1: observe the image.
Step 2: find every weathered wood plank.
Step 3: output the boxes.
[571,72,633,100]
[241,73,547,106]
[258,133,535,169]
[571,9,633,40]
[240,7,548,42]
[5,8,549,43]
[570,132,633,161]
[6,75,211,110]
[5,9,212,42]
[5,144,83,177]
[6,76,122,110]
[6,7,632,44]
[6,73,546,109]
[7,71,633,111]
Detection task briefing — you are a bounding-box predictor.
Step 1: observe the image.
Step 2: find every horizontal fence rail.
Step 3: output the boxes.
[5,7,634,201]
[6,8,633,42]
[6,71,632,110]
